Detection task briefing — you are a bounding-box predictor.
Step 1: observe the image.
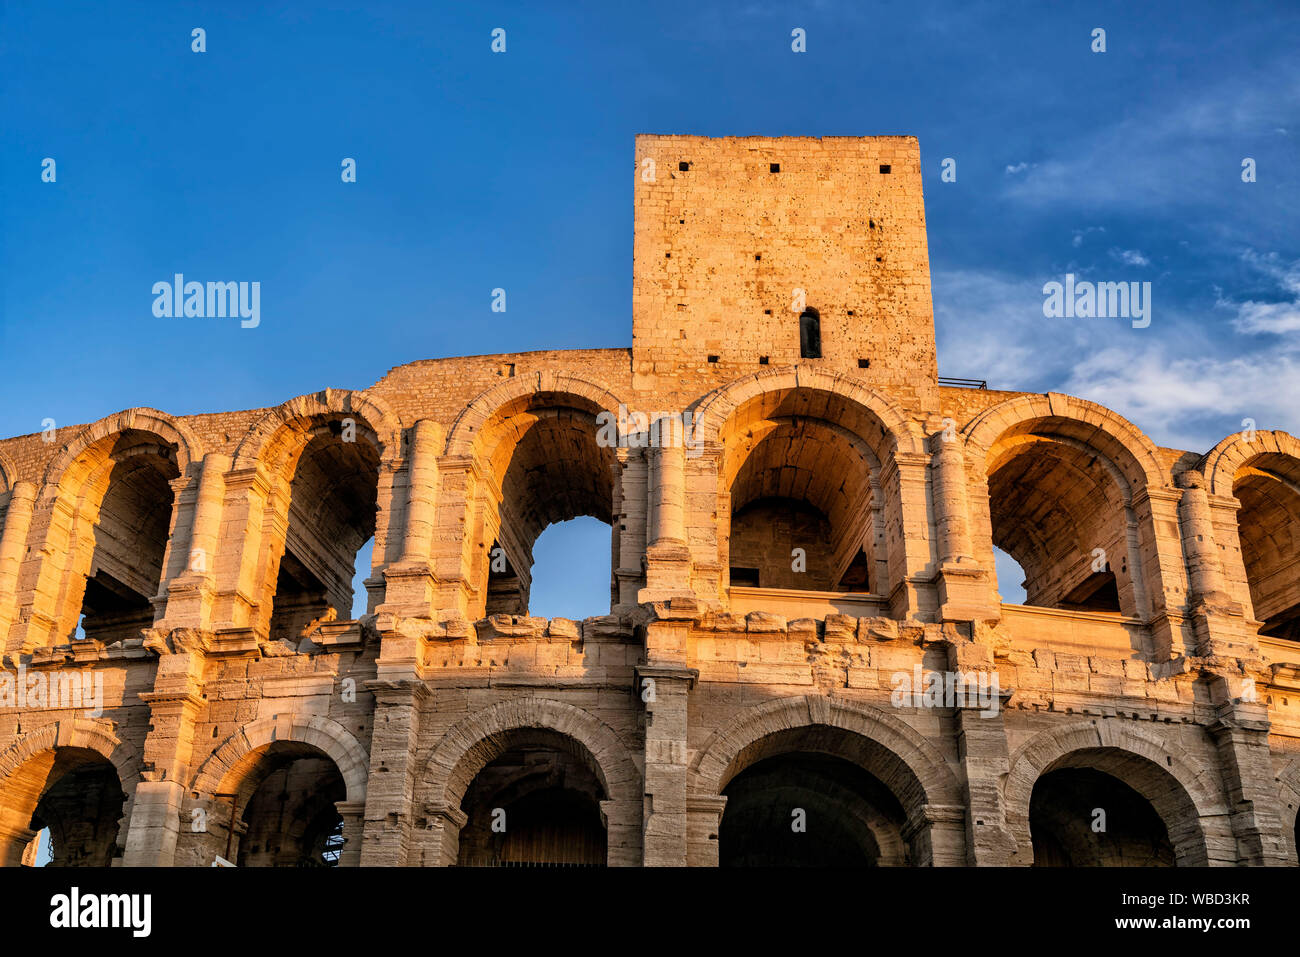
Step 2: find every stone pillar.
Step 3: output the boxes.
[945,639,1016,864]
[637,658,696,866]
[882,452,935,621]
[0,481,37,653]
[1177,471,1231,606]
[159,454,229,630]
[930,438,994,622]
[903,803,967,866]
[600,797,644,867]
[931,437,972,564]
[686,795,728,866]
[1208,687,1291,865]
[382,421,442,615]
[640,442,692,603]
[613,448,647,610]
[123,637,208,866]
[360,680,429,866]
[335,800,366,867]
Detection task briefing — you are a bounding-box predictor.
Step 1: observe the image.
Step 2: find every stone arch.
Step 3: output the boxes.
[421,696,641,866]
[961,393,1170,620]
[232,388,404,473]
[692,370,922,605]
[191,713,369,803]
[1199,430,1300,633]
[443,373,630,618]
[1004,720,1232,866]
[230,390,402,634]
[0,717,141,792]
[39,408,203,495]
[961,393,1165,492]
[692,367,923,457]
[22,410,201,649]
[1200,430,1300,498]
[444,371,629,459]
[691,694,964,865]
[0,718,140,866]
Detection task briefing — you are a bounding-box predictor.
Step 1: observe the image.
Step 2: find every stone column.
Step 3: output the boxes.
[360,680,429,866]
[881,452,935,620]
[945,638,1016,864]
[930,437,994,622]
[1208,688,1291,865]
[0,819,37,868]
[382,421,442,615]
[640,441,692,603]
[686,795,728,866]
[159,454,229,630]
[613,448,647,610]
[1177,471,1231,606]
[335,800,366,867]
[123,637,208,866]
[637,659,696,866]
[0,481,37,653]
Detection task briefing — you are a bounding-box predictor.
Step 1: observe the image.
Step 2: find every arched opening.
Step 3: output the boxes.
[267,425,380,644]
[799,308,822,359]
[992,546,1028,604]
[1030,767,1174,866]
[719,395,888,604]
[0,747,126,867]
[456,730,608,867]
[526,517,614,620]
[474,398,617,619]
[58,431,180,644]
[720,752,906,866]
[226,742,347,868]
[1232,453,1300,640]
[714,722,931,867]
[986,438,1135,615]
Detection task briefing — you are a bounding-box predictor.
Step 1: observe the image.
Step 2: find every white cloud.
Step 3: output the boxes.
[1110,248,1150,267]
[1004,161,1031,175]
[1225,253,1300,334]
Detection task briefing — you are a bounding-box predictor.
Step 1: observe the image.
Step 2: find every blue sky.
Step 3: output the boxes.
[4,0,1299,617]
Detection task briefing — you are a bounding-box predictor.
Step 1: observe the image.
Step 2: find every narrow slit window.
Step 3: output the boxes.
[799,308,821,359]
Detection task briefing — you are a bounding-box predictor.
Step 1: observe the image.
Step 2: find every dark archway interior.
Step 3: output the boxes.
[269,426,379,643]
[719,752,907,867]
[1234,457,1300,640]
[458,744,607,867]
[1030,767,1174,866]
[25,749,126,866]
[235,750,346,867]
[987,440,1131,615]
[78,446,178,644]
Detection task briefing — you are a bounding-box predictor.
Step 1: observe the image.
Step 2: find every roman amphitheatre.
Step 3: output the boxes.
[0,135,1296,867]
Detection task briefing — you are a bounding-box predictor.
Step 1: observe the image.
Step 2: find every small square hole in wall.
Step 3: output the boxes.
[759,356,769,365]
[679,219,685,224]
[770,163,780,173]
[879,164,891,174]
[679,161,690,171]
[869,219,875,229]
[763,309,772,315]
[847,310,855,316]
[755,254,761,261]
[666,252,672,258]
[858,358,870,369]
[875,256,882,262]
[707,355,719,363]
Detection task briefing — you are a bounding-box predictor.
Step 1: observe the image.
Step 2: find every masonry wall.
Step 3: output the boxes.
[0,134,1297,869]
